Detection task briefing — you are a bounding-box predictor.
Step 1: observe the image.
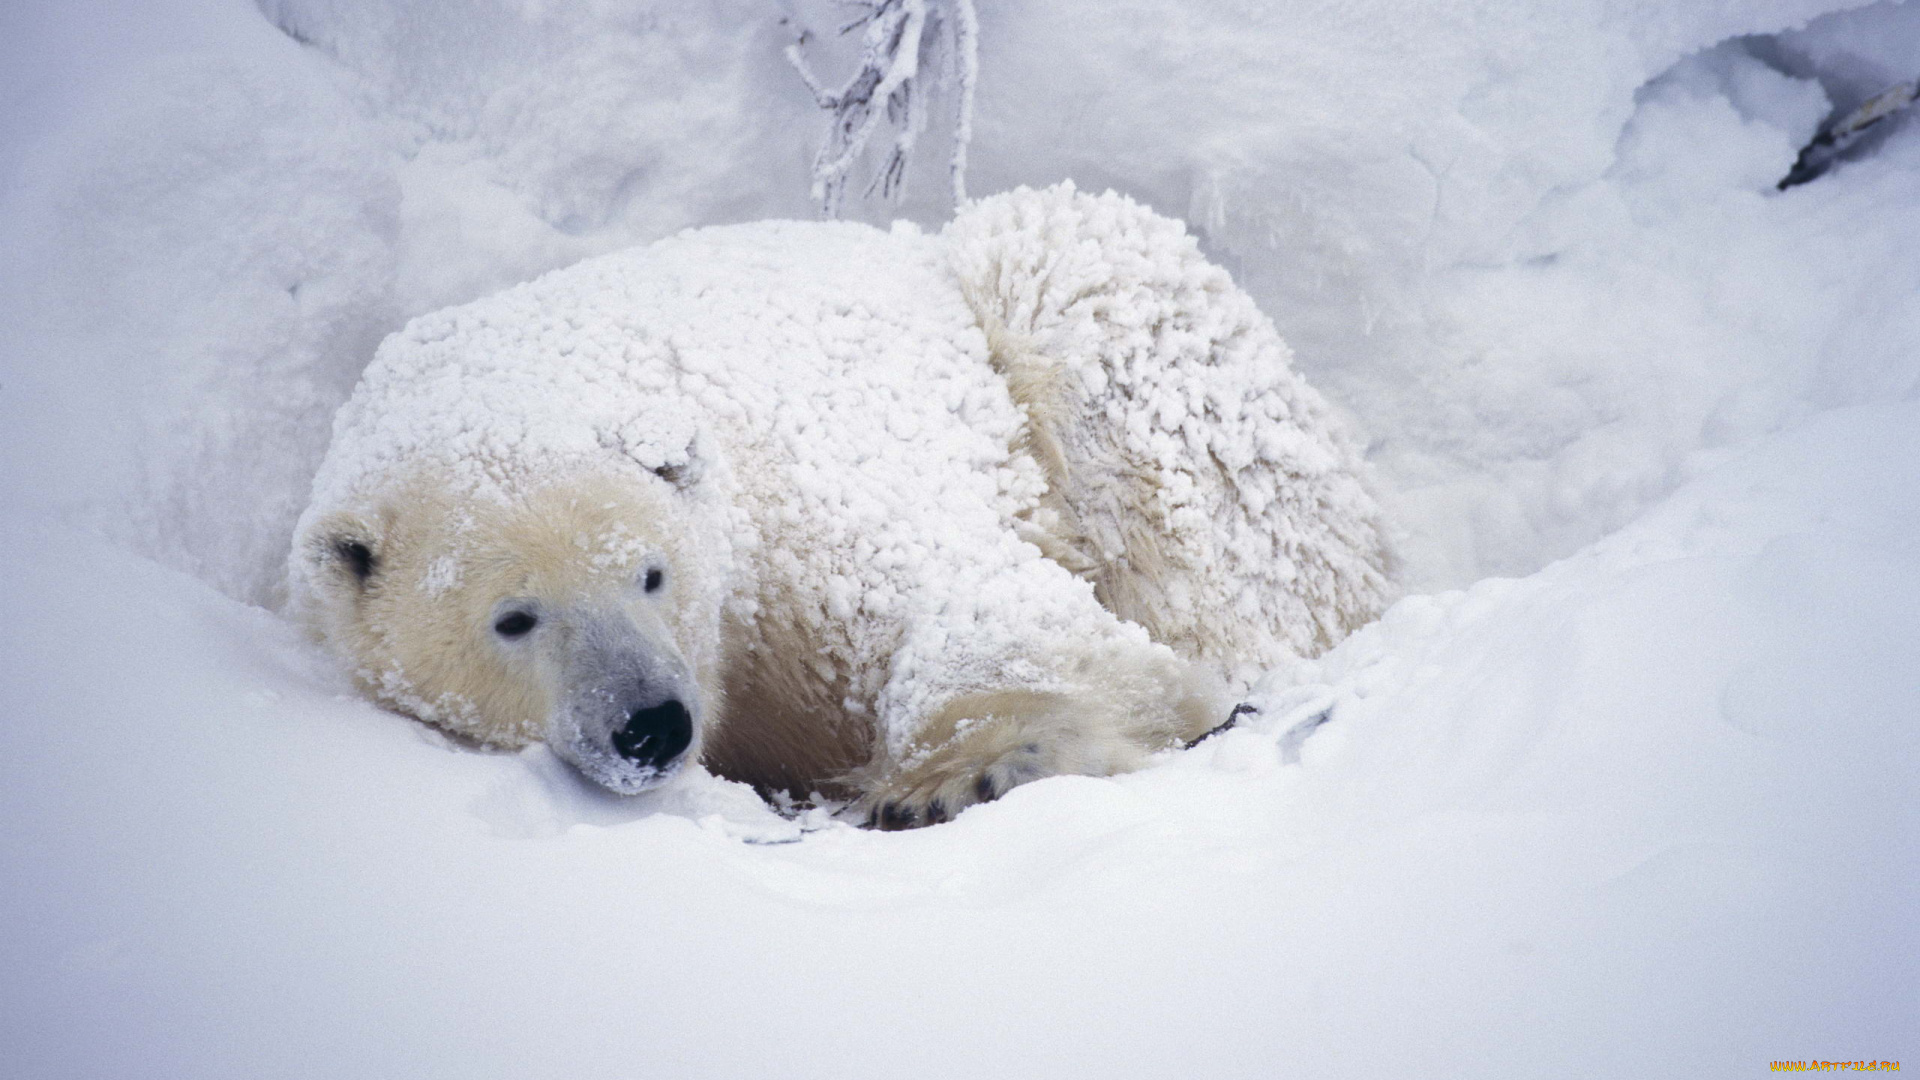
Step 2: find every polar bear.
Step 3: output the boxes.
[291,183,1392,828]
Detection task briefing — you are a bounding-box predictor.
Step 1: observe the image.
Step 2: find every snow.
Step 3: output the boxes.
[1,0,1915,1075]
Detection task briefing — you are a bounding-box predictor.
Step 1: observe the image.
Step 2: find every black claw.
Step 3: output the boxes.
[974,772,999,804]
[925,799,949,824]
[879,802,917,831]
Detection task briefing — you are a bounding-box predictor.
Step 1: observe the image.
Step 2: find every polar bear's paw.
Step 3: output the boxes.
[858,690,1151,830]
[862,740,1053,830]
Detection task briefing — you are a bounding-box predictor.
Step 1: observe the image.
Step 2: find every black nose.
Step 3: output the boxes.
[611,699,693,769]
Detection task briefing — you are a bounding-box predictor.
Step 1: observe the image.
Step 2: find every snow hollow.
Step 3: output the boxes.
[0,0,1914,1077]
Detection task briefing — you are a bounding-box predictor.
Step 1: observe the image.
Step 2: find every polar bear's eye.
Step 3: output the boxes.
[494,611,538,638]
[644,568,664,593]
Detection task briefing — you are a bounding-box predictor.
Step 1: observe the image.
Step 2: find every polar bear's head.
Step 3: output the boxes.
[293,465,731,794]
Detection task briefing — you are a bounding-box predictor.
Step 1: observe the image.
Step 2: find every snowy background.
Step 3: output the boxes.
[1,0,1915,1075]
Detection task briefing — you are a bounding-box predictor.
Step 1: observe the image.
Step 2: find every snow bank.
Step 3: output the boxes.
[0,0,399,605]
[2,0,1917,1073]
[0,0,820,606]
[4,401,1912,1080]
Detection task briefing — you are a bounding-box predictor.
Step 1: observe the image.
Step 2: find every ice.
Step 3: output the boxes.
[2,0,1915,1074]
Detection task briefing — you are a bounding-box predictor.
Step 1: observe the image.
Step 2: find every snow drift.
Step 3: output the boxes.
[0,0,1914,1075]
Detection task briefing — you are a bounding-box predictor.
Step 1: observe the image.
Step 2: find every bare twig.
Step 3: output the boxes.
[786,0,979,216]
[1779,74,1919,190]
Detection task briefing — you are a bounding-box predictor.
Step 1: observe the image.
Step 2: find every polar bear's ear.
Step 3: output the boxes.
[306,512,381,590]
[598,422,707,494]
[649,432,707,494]
[651,460,693,490]
[333,536,378,583]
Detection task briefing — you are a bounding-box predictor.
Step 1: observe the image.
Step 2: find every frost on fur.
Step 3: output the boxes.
[946,183,1397,681]
[293,183,1392,828]
[785,0,978,214]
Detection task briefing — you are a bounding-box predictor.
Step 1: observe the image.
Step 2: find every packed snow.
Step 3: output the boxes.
[0,0,1914,1076]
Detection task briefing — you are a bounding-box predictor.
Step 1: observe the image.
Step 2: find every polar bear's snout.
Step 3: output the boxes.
[611,699,694,770]
[545,604,704,795]
[554,678,698,794]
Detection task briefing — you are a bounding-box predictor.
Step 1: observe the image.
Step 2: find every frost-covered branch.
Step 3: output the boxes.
[1778,73,1919,189]
[786,0,978,216]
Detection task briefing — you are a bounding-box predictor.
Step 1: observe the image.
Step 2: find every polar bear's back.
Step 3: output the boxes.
[308,220,1023,512]
[946,185,1394,676]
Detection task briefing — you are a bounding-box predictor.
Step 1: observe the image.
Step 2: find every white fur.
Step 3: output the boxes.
[291,183,1393,827]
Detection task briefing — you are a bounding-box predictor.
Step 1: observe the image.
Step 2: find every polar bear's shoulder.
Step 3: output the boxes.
[304,218,974,514]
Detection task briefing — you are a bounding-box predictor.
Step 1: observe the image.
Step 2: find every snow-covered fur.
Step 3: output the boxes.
[951,191,1392,673]
[290,183,1393,827]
